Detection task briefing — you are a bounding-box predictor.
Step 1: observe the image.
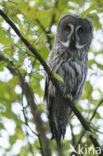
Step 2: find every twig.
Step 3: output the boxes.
[35,19,46,34]
[70,123,76,146]
[0,10,103,155]
[21,92,44,155]
[35,18,52,49]
[8,0,17,5]
[74,130,85,150]
[90,99,103,120]
[21,92,38,137]
[49,0,58,29]
[36,0,58,49]
[91,128,103,135]
[74,99,103,149]
[26,131,34,156]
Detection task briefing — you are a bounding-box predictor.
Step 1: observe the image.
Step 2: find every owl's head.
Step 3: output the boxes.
[56,14,93,50]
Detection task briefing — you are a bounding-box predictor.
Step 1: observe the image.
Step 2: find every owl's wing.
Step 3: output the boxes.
[44,49,56,101]
[44,76,49,101]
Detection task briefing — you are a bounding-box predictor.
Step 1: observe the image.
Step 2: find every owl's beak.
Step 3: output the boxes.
[72,35,75,41]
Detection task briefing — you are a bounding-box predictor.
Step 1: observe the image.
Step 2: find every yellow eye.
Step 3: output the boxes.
[66,25,71,32]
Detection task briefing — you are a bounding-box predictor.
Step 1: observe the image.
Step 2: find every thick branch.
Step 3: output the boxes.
[0,9,103,155]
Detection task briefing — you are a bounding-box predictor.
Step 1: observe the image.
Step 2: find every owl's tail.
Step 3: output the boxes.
[49,118,66,147]
[47,95,71,147]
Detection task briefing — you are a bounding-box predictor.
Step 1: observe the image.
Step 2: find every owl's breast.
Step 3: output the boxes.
[57,58,88,102]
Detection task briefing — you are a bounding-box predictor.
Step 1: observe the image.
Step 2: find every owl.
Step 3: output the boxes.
[44,14,93,147]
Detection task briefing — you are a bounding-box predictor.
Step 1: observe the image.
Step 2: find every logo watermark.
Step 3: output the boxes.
[69,144,101,155]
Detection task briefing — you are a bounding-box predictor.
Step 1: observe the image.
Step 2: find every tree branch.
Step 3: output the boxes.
[14,71,51,156]
[75,99,103,150]
[36,0,58,50]
[0,9,103,155]
[91,99,103,120]
[21,92,44,155]
[0,55,51,156]
[49,0,58,29]
[35,18,46,34]
[70,123,76,146]
[35,18,52,49]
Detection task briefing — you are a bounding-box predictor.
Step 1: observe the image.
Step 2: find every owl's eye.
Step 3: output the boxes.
[65,25,71,32]
[78,27,84,34]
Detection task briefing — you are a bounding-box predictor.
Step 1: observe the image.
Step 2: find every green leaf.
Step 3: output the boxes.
[0,61,8,71]
[96,63,103,70]
[54,72,64,82]
[18,50,26,64]
[82,81,93,99]
[81,6,95,18]
[88,13,102,29]
[9,135,17,145]
[87,131,98,139]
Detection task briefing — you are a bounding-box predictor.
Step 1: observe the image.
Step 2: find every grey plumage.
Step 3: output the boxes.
[44,14,93,146]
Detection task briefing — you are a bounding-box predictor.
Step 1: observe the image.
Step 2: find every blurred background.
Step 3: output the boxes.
[0,0,103,155]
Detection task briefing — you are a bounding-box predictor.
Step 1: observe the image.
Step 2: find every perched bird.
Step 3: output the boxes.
[44,14,93,146]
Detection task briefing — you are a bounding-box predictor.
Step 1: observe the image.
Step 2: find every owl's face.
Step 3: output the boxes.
[57,14,93,49]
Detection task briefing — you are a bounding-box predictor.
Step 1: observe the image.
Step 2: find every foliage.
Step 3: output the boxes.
[0,0,103,155]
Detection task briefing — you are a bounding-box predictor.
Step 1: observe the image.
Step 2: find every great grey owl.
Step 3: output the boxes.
[44,14,93,146]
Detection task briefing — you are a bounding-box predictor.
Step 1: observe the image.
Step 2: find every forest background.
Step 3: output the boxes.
[0,0,103,156]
